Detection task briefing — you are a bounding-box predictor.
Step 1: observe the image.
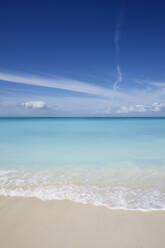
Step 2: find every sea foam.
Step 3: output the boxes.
[0,169,165,211]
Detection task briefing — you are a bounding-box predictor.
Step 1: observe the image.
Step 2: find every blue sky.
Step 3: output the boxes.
[1,0,165,116]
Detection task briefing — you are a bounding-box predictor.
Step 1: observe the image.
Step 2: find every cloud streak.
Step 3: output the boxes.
[0,71,129,100]
[149,81,165,88]
[113,13,123,91]
[1,71,165,116]
[113,64,122,90]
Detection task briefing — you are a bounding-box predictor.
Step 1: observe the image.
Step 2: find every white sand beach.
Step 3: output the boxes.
[0,196,165,248]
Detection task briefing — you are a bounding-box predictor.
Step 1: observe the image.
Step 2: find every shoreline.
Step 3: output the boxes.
[0,196,165,248]
[0,195,165,212]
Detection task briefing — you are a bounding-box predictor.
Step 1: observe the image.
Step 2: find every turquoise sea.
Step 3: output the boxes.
[0,117,165,210]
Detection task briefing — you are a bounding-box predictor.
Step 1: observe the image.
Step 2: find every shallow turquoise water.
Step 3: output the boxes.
[1,117,165,169]
[0,117,165,210]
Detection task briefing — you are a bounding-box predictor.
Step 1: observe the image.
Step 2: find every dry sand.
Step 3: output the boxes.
[0,196,165,248]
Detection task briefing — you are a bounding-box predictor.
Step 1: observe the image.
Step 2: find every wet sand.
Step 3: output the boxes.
[0,196,165,248]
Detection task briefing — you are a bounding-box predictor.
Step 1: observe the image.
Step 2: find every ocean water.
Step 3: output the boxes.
[0,117,165,210]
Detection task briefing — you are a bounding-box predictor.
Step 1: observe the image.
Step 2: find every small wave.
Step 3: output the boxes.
[0,169,165,211]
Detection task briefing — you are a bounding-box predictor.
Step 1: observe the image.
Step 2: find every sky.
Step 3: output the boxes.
[1,0,165,116]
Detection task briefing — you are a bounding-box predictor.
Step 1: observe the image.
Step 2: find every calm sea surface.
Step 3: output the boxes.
[0,117,165,210]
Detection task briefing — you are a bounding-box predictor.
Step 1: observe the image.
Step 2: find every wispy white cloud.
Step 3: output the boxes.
[116,103,165,114]
[117,105,146,114]
[151,102,165,112]
[113,13,123,91]
[22,101,47,109]
[149,81,165,88]
[113,64,122,90]
[0,71,130,100]
[135,79,165,89]
[1,71,165,116]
